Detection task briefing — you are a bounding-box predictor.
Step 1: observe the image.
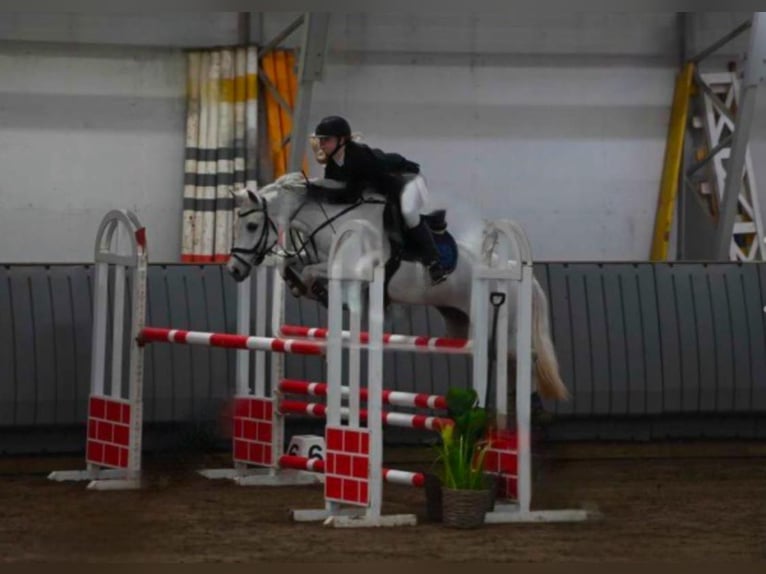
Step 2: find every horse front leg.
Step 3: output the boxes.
[281,260,329,305]
[300,262,330,307]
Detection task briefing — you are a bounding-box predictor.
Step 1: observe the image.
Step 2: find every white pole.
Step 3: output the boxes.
[90,260,109,398]
[471,277,489,407]
[254,266,268,392]
[270,262,286,397]
[110,227,126,399]
[366,264,385,522]
[516,263,534,514]
[235,276,251,395]
[271,263,286,338]
[348,281,362,428]
[127,227,148,481]
[234,274,252,475]
[326,277,344,428]
[51,210,145,489]
[324,240,348,519]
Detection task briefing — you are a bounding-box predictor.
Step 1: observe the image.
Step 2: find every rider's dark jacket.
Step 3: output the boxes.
[323,141,420,199]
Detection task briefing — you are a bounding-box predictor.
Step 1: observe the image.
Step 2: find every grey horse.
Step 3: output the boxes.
[226,172,568,404]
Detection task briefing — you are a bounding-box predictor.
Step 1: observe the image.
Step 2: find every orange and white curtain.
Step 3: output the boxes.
[181,46,258,263]
[260,49,303,177]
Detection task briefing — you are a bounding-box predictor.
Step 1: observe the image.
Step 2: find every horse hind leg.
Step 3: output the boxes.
[504,355,553,430]
[436,306,470,339]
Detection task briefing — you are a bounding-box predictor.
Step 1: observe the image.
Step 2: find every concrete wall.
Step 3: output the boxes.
[0,42,187,263]
[1,12,763,263]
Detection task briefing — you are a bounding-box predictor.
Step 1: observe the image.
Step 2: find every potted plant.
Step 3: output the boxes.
[431,386,494,529]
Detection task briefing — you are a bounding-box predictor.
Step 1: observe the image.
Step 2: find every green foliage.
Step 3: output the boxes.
[434,387,490,490]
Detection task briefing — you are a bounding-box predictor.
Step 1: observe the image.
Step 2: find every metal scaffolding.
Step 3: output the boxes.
[251,12,330,177]
[651,13,766,261]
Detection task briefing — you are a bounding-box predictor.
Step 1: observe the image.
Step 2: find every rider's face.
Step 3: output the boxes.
[317,136,340,156]
[311,135,345,165]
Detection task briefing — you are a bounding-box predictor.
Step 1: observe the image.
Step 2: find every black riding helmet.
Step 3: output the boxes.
[314,115,351,139]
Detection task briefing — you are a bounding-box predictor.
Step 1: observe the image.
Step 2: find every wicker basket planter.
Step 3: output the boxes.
[431,386,494,529]
[441,487,491,529]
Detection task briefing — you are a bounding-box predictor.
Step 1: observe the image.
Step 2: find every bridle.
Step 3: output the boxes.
[229,197,279,275]
[229,182,386,275]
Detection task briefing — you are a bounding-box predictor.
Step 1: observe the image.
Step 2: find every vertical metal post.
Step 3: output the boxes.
[715,13,766,259]
[677,12,693,65]
[676,12,695,259]
[237,12,250,45]
[288,12,330,172]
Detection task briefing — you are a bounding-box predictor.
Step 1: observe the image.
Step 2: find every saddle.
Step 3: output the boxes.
[388,208,458,273]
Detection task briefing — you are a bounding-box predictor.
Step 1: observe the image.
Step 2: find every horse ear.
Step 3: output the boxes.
[230,188,243,205]
[246,188,260,205]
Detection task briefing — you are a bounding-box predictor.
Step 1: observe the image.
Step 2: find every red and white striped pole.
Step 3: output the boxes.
[277,455,425,487]
[279,324,473,354]
[278,379,448,410]
[138,327,471,358]
[138,327,326,356]
[279,399,453,432]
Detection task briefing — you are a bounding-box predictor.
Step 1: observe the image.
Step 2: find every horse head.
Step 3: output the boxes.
[226,186,279,282]
[226,172,314,283]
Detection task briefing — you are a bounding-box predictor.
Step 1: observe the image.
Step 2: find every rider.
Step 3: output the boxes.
[309,115,448,285]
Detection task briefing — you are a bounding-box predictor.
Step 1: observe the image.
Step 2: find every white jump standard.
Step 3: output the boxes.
[48,210,148,490]
[49,207,590,526]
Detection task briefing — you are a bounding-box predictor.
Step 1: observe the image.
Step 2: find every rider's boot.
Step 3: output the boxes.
[406,218,448,285]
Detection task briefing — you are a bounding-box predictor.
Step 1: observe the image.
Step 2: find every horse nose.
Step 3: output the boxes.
[228,264,249,283]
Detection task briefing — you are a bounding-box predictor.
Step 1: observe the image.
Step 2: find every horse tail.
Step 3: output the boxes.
[531,281,569,401]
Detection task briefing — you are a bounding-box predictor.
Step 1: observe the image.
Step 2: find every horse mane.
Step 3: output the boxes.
[267,171,385,207]
[274,171,309,193]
